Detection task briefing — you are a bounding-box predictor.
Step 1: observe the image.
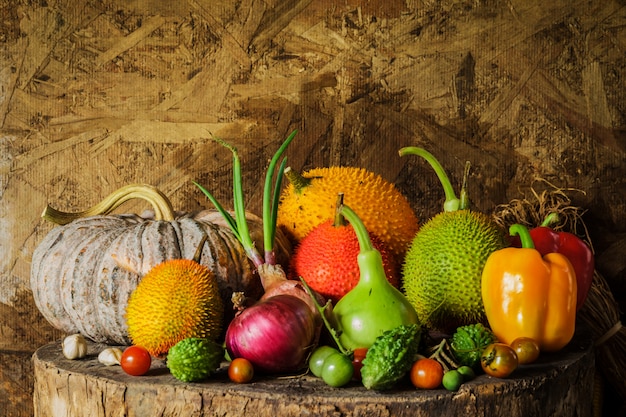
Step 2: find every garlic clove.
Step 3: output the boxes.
[98,347,123,366]
[62,334,88,360]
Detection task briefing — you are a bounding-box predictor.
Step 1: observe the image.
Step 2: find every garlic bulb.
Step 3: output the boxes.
[62,334,88,359]
[98,347,123,366]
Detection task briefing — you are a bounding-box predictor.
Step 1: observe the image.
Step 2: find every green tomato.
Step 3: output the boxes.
[309,346,339,378]
[481,343,518,378]
[510,337,540,365]
[321,352,354,388]
[456,365,476,381]
[442,369,464,391]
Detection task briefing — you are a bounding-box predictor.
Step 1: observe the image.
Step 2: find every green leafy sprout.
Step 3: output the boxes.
[193,130,298,268]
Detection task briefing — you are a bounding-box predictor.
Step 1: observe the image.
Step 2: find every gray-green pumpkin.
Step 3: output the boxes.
[30,184,290,345]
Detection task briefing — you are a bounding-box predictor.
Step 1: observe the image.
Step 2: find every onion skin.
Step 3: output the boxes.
[225,294,319,374]
[261,278,327,317]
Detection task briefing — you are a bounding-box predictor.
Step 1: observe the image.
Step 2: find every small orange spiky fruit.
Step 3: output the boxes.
[125,259,224,356]
[289,217,399,303]
[277,166,419,263]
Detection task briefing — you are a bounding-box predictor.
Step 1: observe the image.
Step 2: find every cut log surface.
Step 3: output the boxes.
[33,331,595,417]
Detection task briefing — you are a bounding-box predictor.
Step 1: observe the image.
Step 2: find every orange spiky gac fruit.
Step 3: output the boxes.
[125,259,224,356]
[277,166,419,264]
[289,218,400,303]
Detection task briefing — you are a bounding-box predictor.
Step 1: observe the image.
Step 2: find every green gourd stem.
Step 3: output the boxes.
[340,203,388,288]
[283,166,313,194]
[541,212,560,227]
[41,184,176,225]
[458,161,471,210]
[299,277,351,356]
[339,204,374,253]
[333,193,347,227]
[398,147,460,212]
[263,129,298,264]
[510,224,535,249]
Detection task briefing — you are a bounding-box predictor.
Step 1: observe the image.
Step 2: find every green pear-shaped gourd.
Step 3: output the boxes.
[333,204,420,351]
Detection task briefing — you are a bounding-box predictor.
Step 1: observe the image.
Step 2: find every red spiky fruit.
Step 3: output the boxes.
[289,219,399,303]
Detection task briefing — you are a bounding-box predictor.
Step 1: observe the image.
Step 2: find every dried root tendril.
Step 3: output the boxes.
[490,178,593,252]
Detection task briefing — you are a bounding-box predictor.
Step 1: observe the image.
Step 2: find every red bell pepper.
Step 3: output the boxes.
[510,213,594,310]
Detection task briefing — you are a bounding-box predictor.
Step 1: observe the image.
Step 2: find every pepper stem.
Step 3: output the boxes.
[398,147,460,212]
[41,184,175,225]
[509,224,535,249]
[540,212,560,227]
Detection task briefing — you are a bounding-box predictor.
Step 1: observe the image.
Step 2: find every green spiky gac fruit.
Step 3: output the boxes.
[167,337,224,382]
[277,167,418,262]
[289,219,399,303]
[402,210,507,332]
[125,259,224,356]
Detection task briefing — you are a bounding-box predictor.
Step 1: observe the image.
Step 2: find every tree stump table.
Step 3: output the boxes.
[32,329,595,417]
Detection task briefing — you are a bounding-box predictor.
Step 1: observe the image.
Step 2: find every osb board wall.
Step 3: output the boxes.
[1,0,625,415]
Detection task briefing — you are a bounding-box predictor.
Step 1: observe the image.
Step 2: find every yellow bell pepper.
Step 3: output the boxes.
[481,224,577,352]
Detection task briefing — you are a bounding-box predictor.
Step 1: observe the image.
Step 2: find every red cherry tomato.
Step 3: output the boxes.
[351,347,368,381]
[120,346,151,376]
[410,358,444,389]
[228,358,254,383]
[481,343,518,378]
[510,337,540,365]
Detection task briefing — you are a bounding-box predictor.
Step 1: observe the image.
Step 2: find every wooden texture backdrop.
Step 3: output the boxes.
[1,0,625,415]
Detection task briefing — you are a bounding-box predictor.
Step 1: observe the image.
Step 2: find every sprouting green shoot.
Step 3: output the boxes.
[193,182,239,241]
[223,139,255,254]
[194,130,298,268]
[263,129,298,263]
[193,138,261,266]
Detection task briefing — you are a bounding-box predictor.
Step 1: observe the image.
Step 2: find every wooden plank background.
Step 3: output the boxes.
[1,0,625,415]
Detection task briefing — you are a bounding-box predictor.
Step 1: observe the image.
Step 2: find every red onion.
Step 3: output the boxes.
[260,275,327,315]
[196,135,325,374]
[225,294,319,374]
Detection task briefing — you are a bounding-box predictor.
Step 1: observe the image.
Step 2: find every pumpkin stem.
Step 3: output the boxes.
[41,184,175,225]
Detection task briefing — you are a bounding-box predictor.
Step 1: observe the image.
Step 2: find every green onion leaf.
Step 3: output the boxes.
[193,181,241,243]
[262,129,298,259]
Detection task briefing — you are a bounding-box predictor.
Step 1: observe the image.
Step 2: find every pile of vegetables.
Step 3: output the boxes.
[41,133,595,393]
